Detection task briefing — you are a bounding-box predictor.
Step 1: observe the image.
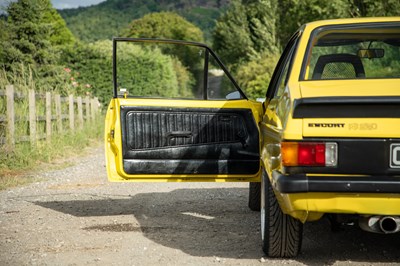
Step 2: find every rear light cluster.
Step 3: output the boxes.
[281,142,338,167]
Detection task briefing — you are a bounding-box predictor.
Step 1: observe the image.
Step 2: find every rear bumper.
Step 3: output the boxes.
[272,171,400,193]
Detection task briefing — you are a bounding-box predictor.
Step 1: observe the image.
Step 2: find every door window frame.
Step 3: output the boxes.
[112,37,248,100]
[265,32,301,102]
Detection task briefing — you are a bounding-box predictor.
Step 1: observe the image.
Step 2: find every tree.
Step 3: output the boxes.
[275,0,349,47]
[213,1,253,68]
[212,0,279,70]
[349,0,400,17]
[122,12,204,74]
[0,17,9,64]
[122,12,204,42]
[274,0,400,51]
[1,0,75,69]
[236,53,280,99]
[60,40,195,104]
[42,4,75,47]
[59,0,228,43]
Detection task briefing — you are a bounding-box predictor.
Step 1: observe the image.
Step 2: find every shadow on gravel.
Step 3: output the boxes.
[33,188,400,264]
[299,219,400,265]
[33,187,263,259]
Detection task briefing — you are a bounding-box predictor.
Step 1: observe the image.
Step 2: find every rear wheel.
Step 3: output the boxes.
[248,182,261,211]
[261,171,303,258]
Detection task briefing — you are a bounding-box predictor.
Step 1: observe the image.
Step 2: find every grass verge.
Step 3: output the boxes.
[0,115,104,190]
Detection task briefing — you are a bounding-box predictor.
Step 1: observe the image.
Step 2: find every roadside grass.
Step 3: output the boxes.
[0,115,104,190]
[1,64,105,190]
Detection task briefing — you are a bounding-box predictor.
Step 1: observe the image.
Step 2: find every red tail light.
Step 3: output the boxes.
[281,142,337,167]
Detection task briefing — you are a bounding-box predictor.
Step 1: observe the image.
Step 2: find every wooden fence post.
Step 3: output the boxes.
[55,94,62,133]
[77,96,83,129]
[94,97,99,114]
[90,98,96,122]
[6,85,15,148]
[46,92,52,141]
[29,89,36,145]
[69,94,74,131]
[85,96,90,122]
[1,86,101,147]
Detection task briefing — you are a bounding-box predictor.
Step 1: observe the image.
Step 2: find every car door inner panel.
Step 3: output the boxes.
[120,106,260,175]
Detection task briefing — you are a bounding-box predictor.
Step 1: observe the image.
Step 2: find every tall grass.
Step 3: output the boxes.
[0,64,104,189]
[0,115,103,170]
[0,114,103,189]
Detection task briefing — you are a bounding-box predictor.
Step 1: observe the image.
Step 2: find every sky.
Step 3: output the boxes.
[51,0,106,9]
[0,0,106,10]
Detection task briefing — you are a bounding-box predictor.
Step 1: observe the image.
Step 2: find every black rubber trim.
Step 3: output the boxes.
[272,171,400,193]
[293,96,400,118]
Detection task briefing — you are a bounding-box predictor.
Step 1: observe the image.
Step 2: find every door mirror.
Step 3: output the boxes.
[226,91,242,100]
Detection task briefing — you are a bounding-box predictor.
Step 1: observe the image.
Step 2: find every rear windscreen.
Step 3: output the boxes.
[303,23,400,80]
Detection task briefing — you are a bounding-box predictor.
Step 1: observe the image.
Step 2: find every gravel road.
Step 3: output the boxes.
[1,146,399,266]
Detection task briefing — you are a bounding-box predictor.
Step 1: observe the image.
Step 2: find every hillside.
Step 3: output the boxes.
[58,0,230,42]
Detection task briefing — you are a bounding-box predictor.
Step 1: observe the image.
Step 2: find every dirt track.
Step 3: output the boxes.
[1,146,399,265]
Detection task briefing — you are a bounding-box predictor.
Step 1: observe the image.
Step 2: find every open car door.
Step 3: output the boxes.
[105,38,262,182]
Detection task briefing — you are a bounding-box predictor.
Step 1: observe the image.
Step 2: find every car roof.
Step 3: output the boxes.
[303,17,400,30]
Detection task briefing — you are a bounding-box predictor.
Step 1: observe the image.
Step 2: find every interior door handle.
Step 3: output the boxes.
[167,131,193,145]
[167,131,192,138]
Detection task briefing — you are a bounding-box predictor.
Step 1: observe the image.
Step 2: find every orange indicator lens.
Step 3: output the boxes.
[281,142,298,166]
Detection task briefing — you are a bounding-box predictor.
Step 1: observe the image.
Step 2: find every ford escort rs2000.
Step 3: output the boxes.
[105,18,400,257]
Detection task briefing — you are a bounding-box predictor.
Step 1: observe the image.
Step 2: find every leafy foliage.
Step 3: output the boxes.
[0,0,77,96]
[213,0,279,70]
[61,40,195,103]
[3,0,55,67]
[273,1,400,47]
[275,0,349,46]
[213,0,400,99]
[0,18,8,64]
[122,12,204,73]
[116,43,181,98]
[349,0,400,17]
[236,53,280,99]
[1,0,74,68]
[2,0,399,104]
[212,0,280,98]
[122,12,204,42]
[42,3,75,47]
[59,0,228,43]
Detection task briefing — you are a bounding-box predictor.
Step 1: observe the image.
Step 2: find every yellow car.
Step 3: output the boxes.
[105,18,400,258]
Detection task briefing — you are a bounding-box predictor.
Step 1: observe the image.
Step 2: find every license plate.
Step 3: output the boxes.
[390,144,400,168]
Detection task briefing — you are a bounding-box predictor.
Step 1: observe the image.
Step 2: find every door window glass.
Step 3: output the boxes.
[116,42,203,99]
[207,53,241,100]
[274,58,291,99]
[114,40,244,100]
[266,33,299,100]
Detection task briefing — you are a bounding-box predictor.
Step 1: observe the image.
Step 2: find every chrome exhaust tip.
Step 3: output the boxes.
[379,216,400,234]
[359,216,400,234]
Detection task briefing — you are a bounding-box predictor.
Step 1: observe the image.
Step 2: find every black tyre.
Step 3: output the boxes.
[261,171,303,258]
[248,182,261,211]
